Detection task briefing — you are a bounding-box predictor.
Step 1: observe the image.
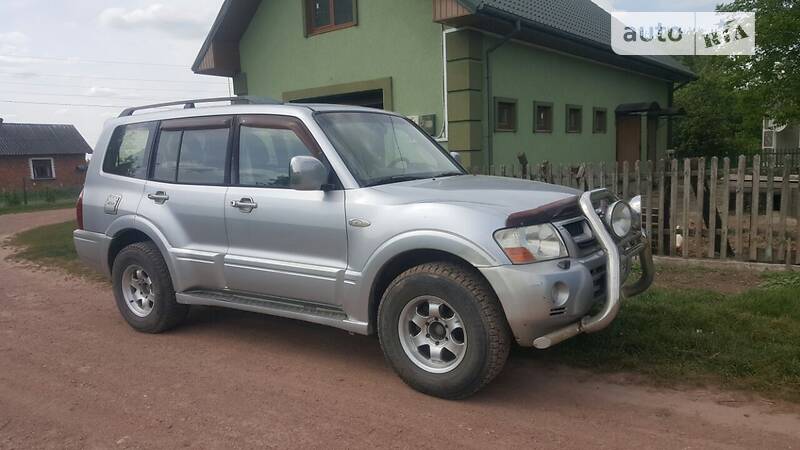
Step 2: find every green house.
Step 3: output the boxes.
[192,0,695,172]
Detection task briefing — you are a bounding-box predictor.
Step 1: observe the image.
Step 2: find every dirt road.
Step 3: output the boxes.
[1,210,799,449]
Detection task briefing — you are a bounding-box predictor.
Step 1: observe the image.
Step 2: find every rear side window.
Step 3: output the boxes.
[103,122,156,179]
[150,119,230,185]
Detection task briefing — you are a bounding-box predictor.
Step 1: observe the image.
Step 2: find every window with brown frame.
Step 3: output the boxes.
[305,0,357,36]
[533,101,553,133]
[593,107,607,134]
[494,98,517,132]
[566,105,582,133]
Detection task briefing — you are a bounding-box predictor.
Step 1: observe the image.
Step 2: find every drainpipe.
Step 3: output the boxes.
[485,20,522,169]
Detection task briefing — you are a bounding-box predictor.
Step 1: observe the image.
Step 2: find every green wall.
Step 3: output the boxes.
[484,37,672,168]
[239,0,445,137]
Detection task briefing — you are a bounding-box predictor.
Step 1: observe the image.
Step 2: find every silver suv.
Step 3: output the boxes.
[74,97,653,399]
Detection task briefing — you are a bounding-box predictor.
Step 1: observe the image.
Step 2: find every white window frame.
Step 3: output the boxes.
[29,157,56,180]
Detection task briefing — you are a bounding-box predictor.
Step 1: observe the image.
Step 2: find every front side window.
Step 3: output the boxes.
[238,126,317,188]
[103,122,156,179]
[30,158,55,180]
[316,112,463,187]
[150,126,229,185]
[306,0,356,36]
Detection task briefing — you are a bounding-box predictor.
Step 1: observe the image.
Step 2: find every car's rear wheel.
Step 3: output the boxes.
[112,241,188,333]
[378,262,510,399]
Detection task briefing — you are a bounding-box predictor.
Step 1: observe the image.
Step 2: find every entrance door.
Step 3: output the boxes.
[616,115,642,164]
[223,115,347,305]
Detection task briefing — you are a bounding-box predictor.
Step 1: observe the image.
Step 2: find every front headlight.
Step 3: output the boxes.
[494,224,568,264]
[606,201,633,239]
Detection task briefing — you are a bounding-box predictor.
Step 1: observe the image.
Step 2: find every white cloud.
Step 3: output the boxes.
[0,31,30,56]
[84,86,121,97]
[98,4,213,39]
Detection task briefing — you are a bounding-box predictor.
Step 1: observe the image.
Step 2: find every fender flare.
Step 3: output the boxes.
[105,215,180,289]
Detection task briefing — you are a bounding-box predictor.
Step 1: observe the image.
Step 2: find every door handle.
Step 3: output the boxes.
[230,197,257,212]
[147,191,169,204]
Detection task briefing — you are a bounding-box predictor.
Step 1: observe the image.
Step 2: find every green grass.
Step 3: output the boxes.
[0,200,76,216]
[7,220,800,401]
[6,220,103,280]
[539,280,800,401]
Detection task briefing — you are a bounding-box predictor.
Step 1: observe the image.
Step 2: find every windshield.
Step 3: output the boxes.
[315,112,464,187]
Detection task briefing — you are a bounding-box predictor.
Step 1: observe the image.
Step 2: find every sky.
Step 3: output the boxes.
[0,0,720,147]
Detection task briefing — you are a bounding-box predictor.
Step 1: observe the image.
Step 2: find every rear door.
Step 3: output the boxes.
[223,115,347,305]
[137,116,233,292]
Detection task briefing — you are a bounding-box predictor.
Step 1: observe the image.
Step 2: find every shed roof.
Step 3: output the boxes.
[0,122,92,157]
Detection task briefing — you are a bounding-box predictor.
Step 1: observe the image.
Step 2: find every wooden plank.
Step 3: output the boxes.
[765,154,775,261]
[749,154,761,261]
[599,162,606,190]
[708,157,718,258]
[682,158,691,258]
[635,160,642,196]
[612,162,619,197]
[622,161,630,200]
[657,159,666,255]
[586,163,594,190]
[670,159,679,256]
[797,163,800,264]
[778,155,791,260]
[696,157,705,256]
[645,160,654,248]
[735,155,746,260]
[720,157,731,259]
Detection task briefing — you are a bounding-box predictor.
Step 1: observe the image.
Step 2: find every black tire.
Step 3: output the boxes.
[377,262,511,399]
[111,241,188,333]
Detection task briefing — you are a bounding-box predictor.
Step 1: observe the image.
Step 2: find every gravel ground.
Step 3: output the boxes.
[1,209,799,449]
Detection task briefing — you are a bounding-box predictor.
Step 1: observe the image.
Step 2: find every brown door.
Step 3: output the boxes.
[616,115,641,164]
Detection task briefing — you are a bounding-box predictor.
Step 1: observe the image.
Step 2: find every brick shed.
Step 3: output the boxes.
[0,118,92,192]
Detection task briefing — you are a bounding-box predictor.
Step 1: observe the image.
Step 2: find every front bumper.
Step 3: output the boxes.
[480,189,654,348]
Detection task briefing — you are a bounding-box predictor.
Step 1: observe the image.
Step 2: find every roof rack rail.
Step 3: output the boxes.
[118,96,282,118]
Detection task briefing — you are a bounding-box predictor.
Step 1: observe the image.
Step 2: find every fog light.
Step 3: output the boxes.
[552,282,570,307]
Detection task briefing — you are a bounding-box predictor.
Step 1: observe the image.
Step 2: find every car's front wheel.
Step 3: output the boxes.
[378,262,511,399]
[112,241,188,333]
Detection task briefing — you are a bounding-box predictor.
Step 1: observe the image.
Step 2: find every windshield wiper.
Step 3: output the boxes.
[430,171,464,179]
[365,175,425,187]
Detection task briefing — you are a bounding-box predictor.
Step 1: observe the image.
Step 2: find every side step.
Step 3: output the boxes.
[176,290,367,335]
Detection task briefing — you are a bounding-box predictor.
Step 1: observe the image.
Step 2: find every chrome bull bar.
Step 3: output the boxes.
[533,189,654,350]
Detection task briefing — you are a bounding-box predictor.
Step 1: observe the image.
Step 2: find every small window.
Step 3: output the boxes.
[30,158,55,180]
[534,102,553,133]
[239,126,318,188]
[150,127,229,185]
[306,0,356,36]
[593,107,608,134]
[566,105,582,133]
[103,122,156,179]
[494,98,517,132]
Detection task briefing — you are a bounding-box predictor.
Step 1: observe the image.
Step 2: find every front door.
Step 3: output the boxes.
[616,115,642,164]
[223,115,347,305]
[137,116,232,292]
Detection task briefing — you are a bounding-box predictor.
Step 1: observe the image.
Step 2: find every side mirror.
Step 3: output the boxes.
[289,156,328,191]
[450,152,462,163]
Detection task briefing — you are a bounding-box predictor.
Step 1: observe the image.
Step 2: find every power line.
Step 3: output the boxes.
[0,90,169,102]
[0,100,127,109]
[0,54,190,68]
[0,70,225,86]
[1,79,227,94]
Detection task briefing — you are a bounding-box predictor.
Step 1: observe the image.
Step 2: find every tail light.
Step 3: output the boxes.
[76,190,84,230]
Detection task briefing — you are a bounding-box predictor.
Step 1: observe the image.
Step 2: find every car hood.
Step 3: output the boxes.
[367,175,581,216]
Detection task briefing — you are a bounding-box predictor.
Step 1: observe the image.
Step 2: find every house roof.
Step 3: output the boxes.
[0,122,93,157]
[456,0,695,81]
[193,0,695,82]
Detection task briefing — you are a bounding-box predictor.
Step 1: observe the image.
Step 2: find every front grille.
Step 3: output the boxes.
[590,265,607,300]
[556,217,600,257]
[549,306,566,316]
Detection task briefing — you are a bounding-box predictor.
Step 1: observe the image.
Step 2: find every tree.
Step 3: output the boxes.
[719,0,800,125]
[673,56,762,157]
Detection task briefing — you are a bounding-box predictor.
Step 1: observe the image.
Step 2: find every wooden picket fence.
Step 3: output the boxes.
[483,154,800,265]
